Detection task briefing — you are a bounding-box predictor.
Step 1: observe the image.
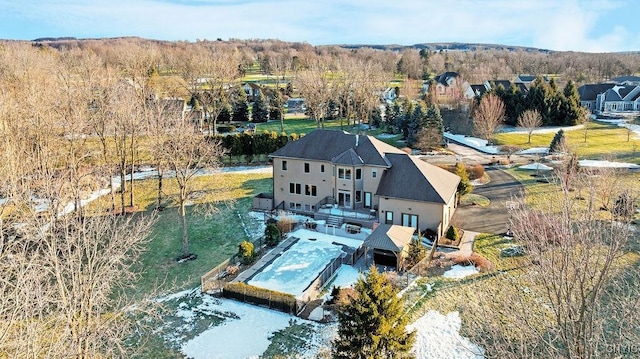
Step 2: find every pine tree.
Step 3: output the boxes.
[407,102,427,146]
[269,90,283,121]
[561,81,585,126]
[232,87,250,122]
[252,90,269,123]
[406,236,426,267]
[332,266,415,359]
[550,129,568,154]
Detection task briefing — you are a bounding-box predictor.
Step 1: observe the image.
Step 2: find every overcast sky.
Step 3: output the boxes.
[0,0,638,52]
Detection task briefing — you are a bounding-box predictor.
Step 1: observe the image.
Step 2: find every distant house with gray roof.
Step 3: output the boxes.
[266,129,460,237]
[578,82,640,113]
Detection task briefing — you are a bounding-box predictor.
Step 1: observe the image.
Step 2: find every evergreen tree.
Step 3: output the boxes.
[407,102,427,147]
[384,101,401,134]
[252,90,269,123]
[561,81,585,126]
[370,105,383,129]
[269,90,284,122]
[550,129,568,154]
[425,104,443,141]
[400,100,414,140]
[232,87,250,122]
[332,266,415,359]
[219,103,232,123]
[455,162,472,196]
[406,236,426,267]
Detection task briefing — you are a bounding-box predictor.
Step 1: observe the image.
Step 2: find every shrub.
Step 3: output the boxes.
[469,164,485,180]
[217,125,236,133]
[276,216,296,237]
[446,226,460,241]
[222,282,298,313]
[264,223,281,247]
[238,240,256,265]
[455,162,472,196]
[226,265,239,275]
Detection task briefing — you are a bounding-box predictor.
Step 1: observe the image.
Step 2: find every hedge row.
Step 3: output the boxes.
[222,282,299,314]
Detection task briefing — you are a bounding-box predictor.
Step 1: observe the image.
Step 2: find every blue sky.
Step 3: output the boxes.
[0,0,638,52]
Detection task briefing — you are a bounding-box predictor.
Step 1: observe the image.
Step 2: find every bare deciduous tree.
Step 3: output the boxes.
[464,171,640,359]
[295,63,333,128]
[473,93,505,142]
[517,109,542,144]
[159,120,226,258]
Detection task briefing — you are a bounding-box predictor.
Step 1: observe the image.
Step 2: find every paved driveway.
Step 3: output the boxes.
[452,167,524,235]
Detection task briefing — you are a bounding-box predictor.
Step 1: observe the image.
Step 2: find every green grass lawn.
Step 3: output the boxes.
[494,122,640,163]
[92,171,273,299]
[255,117,362,135]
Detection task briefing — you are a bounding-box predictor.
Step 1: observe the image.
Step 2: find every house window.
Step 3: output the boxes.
[402,213,419,229]
[320,164,325,173]
[372,170,377,178]
[355,190,362,203]
[364,192,372,208]
[305,185,317,196]
[304,162,310,173]
[282,160,287,171]
[289,183,301,194]
[289,202,295,209]
[338,168,351,180]
[385,211,393,224]
[356,168,362,180]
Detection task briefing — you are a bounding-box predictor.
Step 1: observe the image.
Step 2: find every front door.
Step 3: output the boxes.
[338,190,351,208]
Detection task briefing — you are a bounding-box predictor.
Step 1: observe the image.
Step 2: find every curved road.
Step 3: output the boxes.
[452,167,524,235]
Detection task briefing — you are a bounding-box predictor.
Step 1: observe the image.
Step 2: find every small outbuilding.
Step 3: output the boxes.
[363,224,415,270]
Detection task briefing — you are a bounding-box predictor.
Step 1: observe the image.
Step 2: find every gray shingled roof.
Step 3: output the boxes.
[364,224,414,252]
[270,129,404,166]
[331,148,364,166]
[612,75,640,84]
[376,154,460,204]
[578,83,616,101]
[470,84,487,97]
[436,72,459,86]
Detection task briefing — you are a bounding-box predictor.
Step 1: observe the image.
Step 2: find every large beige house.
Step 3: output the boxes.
[267,130,460,237]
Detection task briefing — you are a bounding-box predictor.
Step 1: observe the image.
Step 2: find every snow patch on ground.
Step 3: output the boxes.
[517,147,549,155]
[323,265,362,299]
[442,265,479,279]
[376,133,399,139]
[519,163,553,171]
[409,311,484,359]
[444,132,499,154]
[500,124,584,134]
[579,159,640,169]
[179,295,302,359]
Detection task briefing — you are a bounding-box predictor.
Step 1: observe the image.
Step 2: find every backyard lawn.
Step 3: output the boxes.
[84,170,272,299]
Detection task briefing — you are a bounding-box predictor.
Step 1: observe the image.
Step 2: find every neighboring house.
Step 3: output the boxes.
[381,87,397,103]
[514,74,549,85]
[286,98,306,113]
[610,75,640,86]
[423,72,468,104]
[267,129,460,237]
[600,85,640,112]
[578,82,640,113]
[463,80,528,100]
[578,83,616,111]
